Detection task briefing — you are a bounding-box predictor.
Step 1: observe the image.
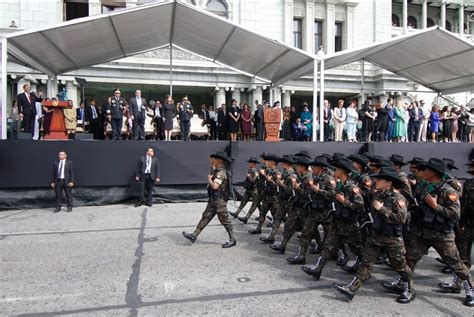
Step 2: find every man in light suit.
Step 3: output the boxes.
[51,151,75,213]
[129,90,147,140]
[17,84,43,136]
[135,148,160,207]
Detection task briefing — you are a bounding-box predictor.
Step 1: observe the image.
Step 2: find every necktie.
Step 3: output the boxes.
[26,93,31,103]
[92,106,97,119]
[58,161,63,179]
[146,157,151,173]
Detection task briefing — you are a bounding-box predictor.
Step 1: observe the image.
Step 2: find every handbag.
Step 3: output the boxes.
[130,180,144,197]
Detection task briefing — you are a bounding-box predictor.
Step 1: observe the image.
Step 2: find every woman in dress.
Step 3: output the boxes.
[440,106,452,142]
[430,105,440,142]
[9,100,21,132]
[392,100,407,142]
[227,99,241,141]
[345,101,358,142]
[240,103,252,141]
[63,99,77,137]
[361,100,376,141]
[162,95,176,141]
[300,105,313,141]
[450,106,459,142]
[467,108,474,143]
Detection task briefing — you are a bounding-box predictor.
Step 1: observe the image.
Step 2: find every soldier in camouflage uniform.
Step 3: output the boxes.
[287,156,336,264]
[238,153,268,224]
[229,157,260,218]
[389,155,413,200]
[438,160,474,295]
[248,154,280,235]
[301,158,364,280]
[260,155,296,243]
[270,156,313,254]
[182,151,236,248]
[335,167,415,303]
[382,158,474,307]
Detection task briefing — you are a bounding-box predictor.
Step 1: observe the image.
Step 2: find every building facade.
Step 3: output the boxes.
[1,0,473,111]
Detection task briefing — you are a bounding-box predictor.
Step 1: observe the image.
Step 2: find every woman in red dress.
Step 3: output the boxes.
[240,103,252,141]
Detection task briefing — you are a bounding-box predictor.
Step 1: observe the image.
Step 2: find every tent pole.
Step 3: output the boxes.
[361,59,365,103]
[312,58,318,142]
[169,45,173,97]
[319,54,325,142]
[1,38,7,139]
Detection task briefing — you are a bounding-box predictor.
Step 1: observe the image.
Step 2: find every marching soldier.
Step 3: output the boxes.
[270,156,312,254]
[105,88,127,140]
[248,154,280,235]
[442,158,463,196]
[238,153,268,224]
[382,158,474,307]
[229,157,260,218]
[287,156,336,264]
[182,151,236,248]
[334,167,415,304]
[389,154,413,200]
[301,158,364,280]
[260,155,296,243]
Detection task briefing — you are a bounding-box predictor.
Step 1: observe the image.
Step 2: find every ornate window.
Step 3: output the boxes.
[392,14,400,27]
[293,19,303,49]
[314,20,323,53]
[407,16,418,29]
[206,0,228,18]
[427,18,435,28]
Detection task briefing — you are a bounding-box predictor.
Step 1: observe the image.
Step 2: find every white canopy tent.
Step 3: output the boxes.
[0,0,317,139]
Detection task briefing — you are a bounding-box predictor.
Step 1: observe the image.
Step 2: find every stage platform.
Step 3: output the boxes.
[0,140,472,210]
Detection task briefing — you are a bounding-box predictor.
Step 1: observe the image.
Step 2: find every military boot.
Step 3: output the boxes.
[334,277,362,301]
[222,229,237,248]
[269,237,289,254]
[301,256,327,280]
[237,215,249,224]
[396,281,416,304]
[336,251,349,267]
[229,208,241,218]
[182,231,197,243]
[259,235,274,243]
[381,277,404,294]
[287,246,307,264]
[309,243,323,254]
[248,220,263,234]
[438,275,462,293]
[341,257,360,274]
[462,280,474,307]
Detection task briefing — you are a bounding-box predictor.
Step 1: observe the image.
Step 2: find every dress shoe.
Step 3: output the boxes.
[145,203,152,207]
[67,207,72,213]
[222,240,237,248]
[237,216,248,224]
[248,229,262,235]
[134,202,142,208]
[53,207,61,213]
[259,236,274,243]
[182,231,196,243]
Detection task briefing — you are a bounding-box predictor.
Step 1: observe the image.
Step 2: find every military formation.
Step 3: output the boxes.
[182,149,474,307]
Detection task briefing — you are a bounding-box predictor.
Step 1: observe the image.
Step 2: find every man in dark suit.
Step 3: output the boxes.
[51,151,74,213]
[254,101,264,141]
[178,96,193,141]
[105,88,127,140]
[85,99,101,139]
[129,89,147,140]
[17,83,42,135]
[216,105,227,140]
[135,148,160,207]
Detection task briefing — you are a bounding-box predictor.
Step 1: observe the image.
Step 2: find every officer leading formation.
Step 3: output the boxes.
[182,150,474,307]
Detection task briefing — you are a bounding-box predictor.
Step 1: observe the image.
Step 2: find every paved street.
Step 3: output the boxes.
[0,203,471,316]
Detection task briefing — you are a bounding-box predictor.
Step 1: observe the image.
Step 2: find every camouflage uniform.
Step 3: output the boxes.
[458,178,473,269]
[405,181,472,284]
[193,167,234,237]
[238,165,266,221]
[266,167,296,240]
[250,166,280,232]
[232,167,259,217]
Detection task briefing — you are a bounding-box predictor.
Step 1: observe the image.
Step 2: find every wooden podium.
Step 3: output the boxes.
[43,100,69,140]
[264,107,281,142]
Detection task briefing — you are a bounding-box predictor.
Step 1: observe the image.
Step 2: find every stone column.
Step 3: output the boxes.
[402,0,408,34]
[284,0,294,45]
[440,1,446,29]
[459,4,464,35]
[216,87,226,109]
[421,0,428,29]
[274,87,282,104]
[283,90,291,108]
[252,86,263,111]
[66,81,78,107]
[345,2,357,49]
[324,1,336,54]
[231,89,241,104]
[304,0,315,53]
[89,0,102,16]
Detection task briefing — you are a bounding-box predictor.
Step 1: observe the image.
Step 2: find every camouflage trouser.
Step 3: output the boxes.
[255,197,279,229]
[194,199,233,236]
[235,190,258,216]
[269,200,292,238]
[356,236,413,284]
[406,235,472,281]
[243,190,264,219]
[282,206,307,241]
[455,227,472,269]
[320,223,363,259]
[300,212,331,253]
